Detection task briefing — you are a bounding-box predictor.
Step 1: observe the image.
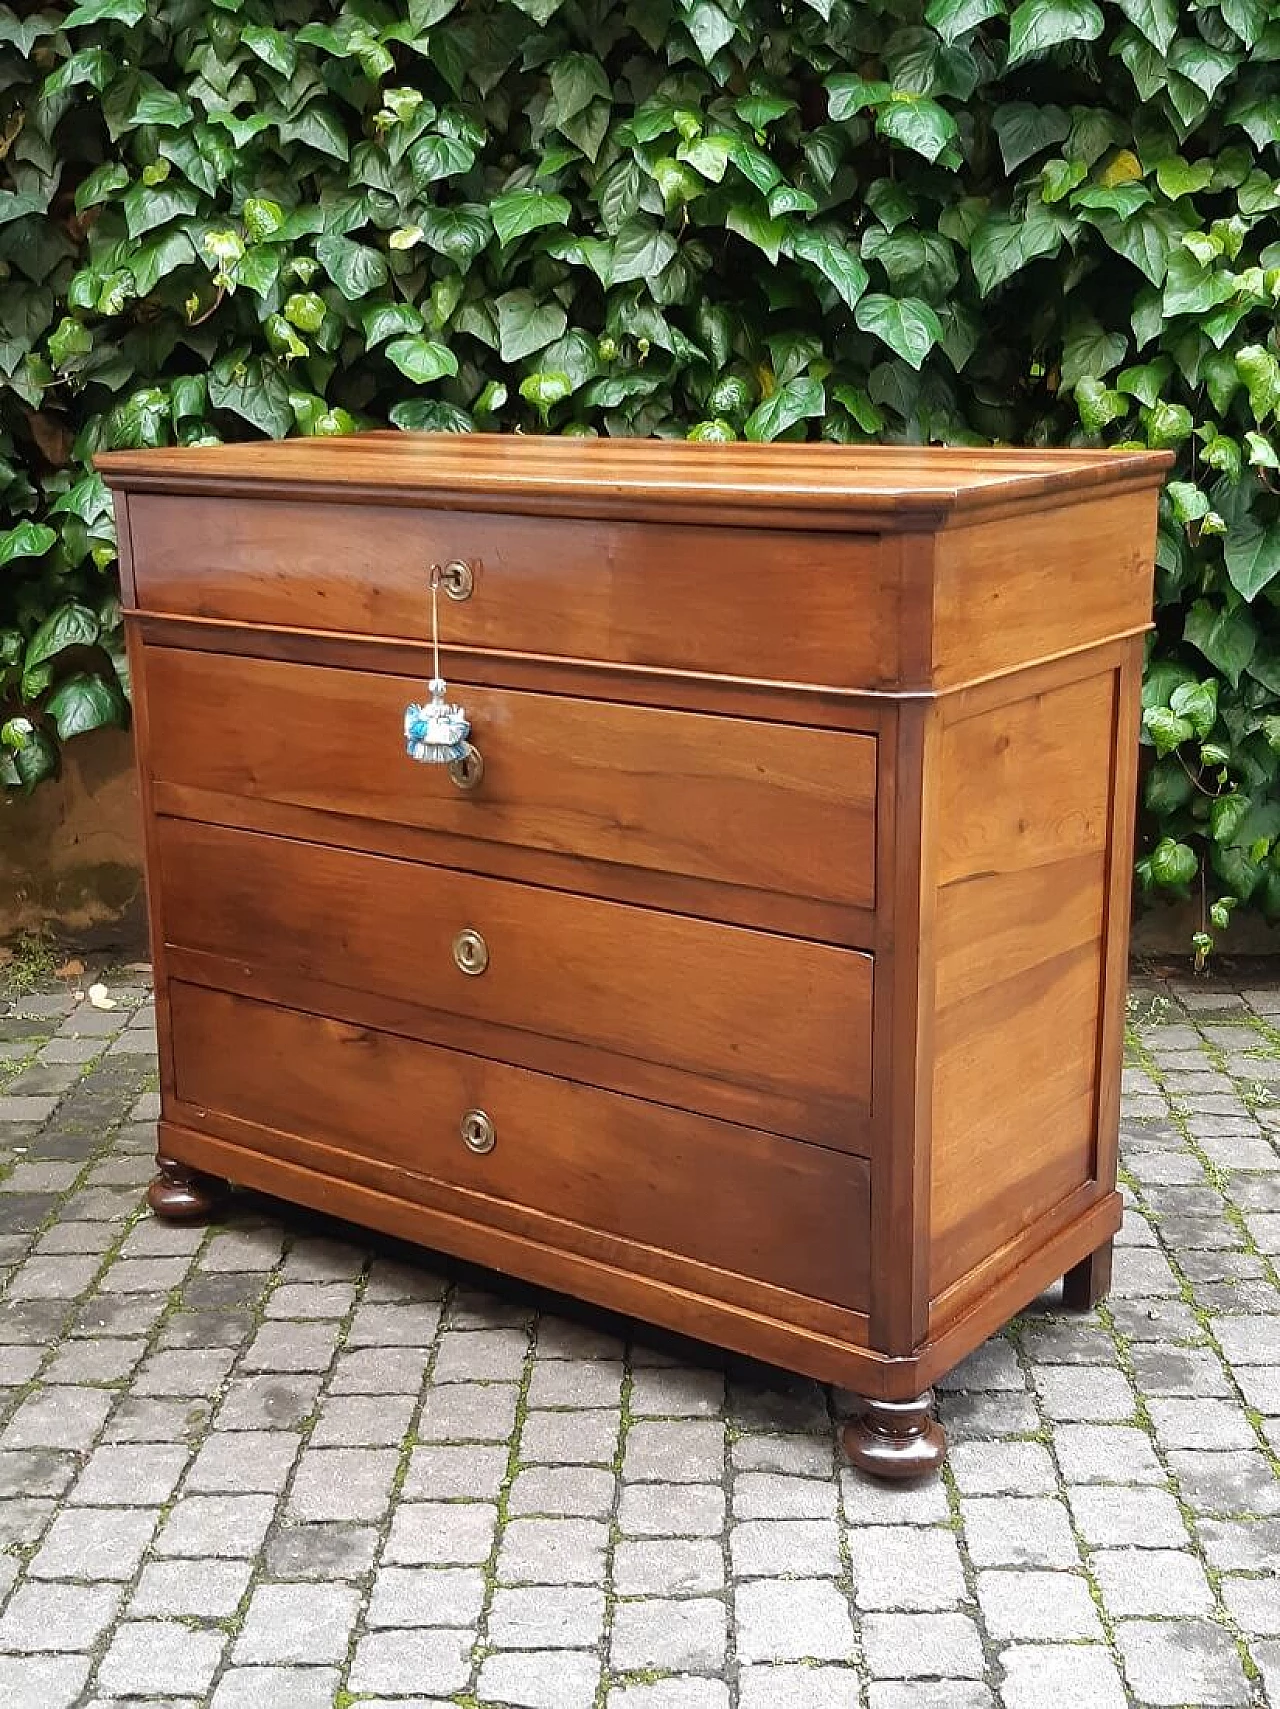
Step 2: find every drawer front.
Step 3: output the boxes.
[170,982,871,1312]
[126,495,895,688]
[157,819,873,1151]
[144,647,877,923]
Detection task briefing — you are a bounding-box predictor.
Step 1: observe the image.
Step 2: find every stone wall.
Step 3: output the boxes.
[1,727,145,949]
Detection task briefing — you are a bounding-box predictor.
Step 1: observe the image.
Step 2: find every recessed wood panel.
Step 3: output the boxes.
[928,671,1117,1296]
[143,647,877,919]
[170,982,871,1311]
[157,818,873,1150]
[125,496,897,689]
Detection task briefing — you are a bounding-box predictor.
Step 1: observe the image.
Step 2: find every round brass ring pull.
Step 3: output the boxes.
[452,927,489,976]
[438,559,474,601]
[448,743,484,792]
[460,1109,495,1154]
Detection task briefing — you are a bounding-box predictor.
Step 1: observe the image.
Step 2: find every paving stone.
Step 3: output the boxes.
[1131,1345,1233,1397]
[129,1559,255,1617]
[216,1374,321,1430]
[1115,1618,1252,1706]
[1167,1448,1280,1516]
[496,1516,609,1584]
[488,1584,606,1648]
[509,1465,616,1517]
[618,1481,725,1536]
[383,1500,498,1564]
[732,1518,842,1579]
[329,1347,427,1395]
[186,1429,299,1493]
[847,1525,966,1611]
[1218,1574,1280,1634]
[366,1565,486,1626]
[96,1621,227,1696]
[6,1254,101,1299]
[105,1396,212,1443]
[610,1595,726,1670]
[431,1326,529,1382]
[736,1579,856,1663]
[520,1406,620,1464]
[862,1613,986,1679]
[240,1321,340,1374]
[133,1346,236,1394]
[153,1494,277,1558]
[623,1418,725,1481]
[998,1644,1127,1709]
[1,1384,114,1449]
[613,1536,724,1595]
[960,1496,1082,1567]
[209,1668,340,1709]
[866,1687,993,1709]
[28,1505,159,1579]
[264,1522,379,1580]
[733,1470,838,1521]
[975,1567,1103,1639]
[740,1669,861,1709]
[0,1447,77,1497]
[286,1446,400,1520]
[612,1681,731,1709]
[476,1649,600,1709]
[1053,1422,1168,1485]
[233,1581,361,1664]
[44,1336,146,1384]
[0,1581,123,1650]
[947,1439,1057,1495]
[309,1392,416,1446]
[1068,1484,1191,1546]
[731,1433,833,1477]
[1149,1396,1260,1451]
[841,1471,951,1526]
[0,1655,91,1708]
[1091,1546,1215,1615]
[68,1441,190,1505]
[264,1280,358,1318]
[1197,1515,1280,1572]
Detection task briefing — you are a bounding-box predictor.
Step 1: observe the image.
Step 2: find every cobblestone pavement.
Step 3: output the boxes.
[0,962,1278,1709]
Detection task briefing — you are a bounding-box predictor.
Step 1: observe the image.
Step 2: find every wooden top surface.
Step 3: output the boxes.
[98,434,1171,530]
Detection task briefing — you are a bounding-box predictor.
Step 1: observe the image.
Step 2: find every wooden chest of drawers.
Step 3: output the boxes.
[98,436,1168,1477]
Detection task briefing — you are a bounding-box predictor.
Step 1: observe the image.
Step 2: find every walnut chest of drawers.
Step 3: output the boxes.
[98,436,1169,1476]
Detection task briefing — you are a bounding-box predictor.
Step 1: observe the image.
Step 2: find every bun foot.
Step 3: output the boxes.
[147,1155,225,1222]
[842,1392,947,1481]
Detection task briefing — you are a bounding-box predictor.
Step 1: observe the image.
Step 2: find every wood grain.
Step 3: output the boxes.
[172,981,872,1310]
[157,818,874,1150]
[143,646,878,917]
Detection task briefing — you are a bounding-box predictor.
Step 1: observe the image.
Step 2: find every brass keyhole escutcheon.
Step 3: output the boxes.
[460,1108,496,1154]
[439,559,474,601]
[448,743,484,792]
[452,927,489,976]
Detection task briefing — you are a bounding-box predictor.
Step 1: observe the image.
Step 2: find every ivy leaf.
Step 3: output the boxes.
[785,226,869,309]
[1114,0,1176,52]
[854,294,943,368]
[970,208,1063,294]
[1224,516,1280,602]
[610,220,678,283]
[876,95,958,164]
[362,302,424,349]
[1144,706,1194,756]
[421,205,492,267]
[549,53,610,121]
[315,235,389,300]
[1061,317,1126,387]
[1007,0,1104,66]
[45,673,126,740]
[242,23,297,75]
[1185,599,1258,687]
[1149,836,1198,888]
[384,337,459,384]
[925,0,1005,44]
[63,0,145,24]
[494,290,567,363]
[23,601,99,676]
[0,521,56,566]
[1169,678,1219,738]
[726,203,788,264]
[743,377,825,441]
[490,190,572,248]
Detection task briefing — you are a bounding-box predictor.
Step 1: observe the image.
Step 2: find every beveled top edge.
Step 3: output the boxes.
[96,432,1173,524]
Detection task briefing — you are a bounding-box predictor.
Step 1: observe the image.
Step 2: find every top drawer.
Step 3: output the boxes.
[124,495,895,688]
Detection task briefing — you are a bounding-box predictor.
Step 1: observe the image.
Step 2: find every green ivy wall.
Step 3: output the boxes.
[1,0,1278,952]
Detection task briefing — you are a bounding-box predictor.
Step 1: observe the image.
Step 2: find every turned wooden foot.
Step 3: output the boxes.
[147,1155,226,1222]
[1062,1238,1113,1312]
[842,1391,947,1481]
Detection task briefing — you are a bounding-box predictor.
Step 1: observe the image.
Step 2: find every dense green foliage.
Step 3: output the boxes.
[1,0,1278,940]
